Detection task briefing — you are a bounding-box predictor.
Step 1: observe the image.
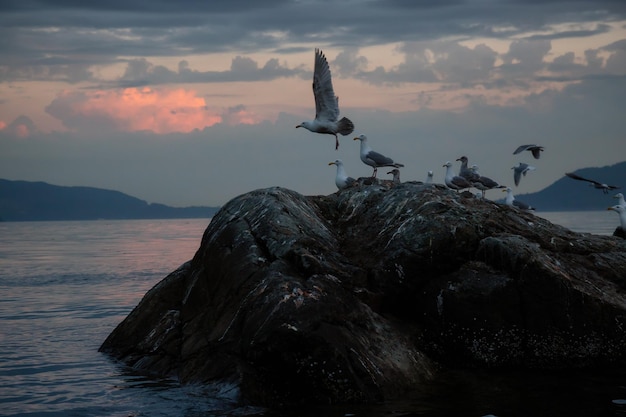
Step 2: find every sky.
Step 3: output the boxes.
[1,0,625,207]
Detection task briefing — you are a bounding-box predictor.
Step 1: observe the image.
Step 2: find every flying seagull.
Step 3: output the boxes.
[328,159,356,190]
[512,162,536,187]
[443,161,472,192]
[565,172,621,194]
[296,48,354,150]
[503,187,535,211]
[513,144,544,159]
[353,134,404,177]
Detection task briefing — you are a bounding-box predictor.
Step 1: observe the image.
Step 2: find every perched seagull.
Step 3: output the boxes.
[607,205,626,230]
[513,144,544,159]
[353,134,404,177]
[614,192,626,207]
[565,172,621,194]
[387,168,401,184]
[456,156,479,182]
[426,170,434,184]
[328,159,356,190]
[470,165,505,198]
[503,187,535,210]
[512,162,536,187]
[296,48,354,150]
[443,161,472,192]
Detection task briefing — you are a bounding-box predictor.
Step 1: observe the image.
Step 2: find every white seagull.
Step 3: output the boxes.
[513,144,544,159]
[614,192,626,207]
[296,49,354,150]
[608,205,626,230]
[328,159,356,190]
[387,168,401,184]
[426,170,434,184]
[353,134,404,177]
[512,162,536,187]
[443,161,472,192]
[503,187,535,210]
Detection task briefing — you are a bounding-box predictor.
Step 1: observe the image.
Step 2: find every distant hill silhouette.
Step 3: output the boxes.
[0,179,219,221]
[512,161,625,211]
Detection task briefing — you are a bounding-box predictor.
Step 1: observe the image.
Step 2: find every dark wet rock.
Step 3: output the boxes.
[100,180,626,407]
[614,226,626,239]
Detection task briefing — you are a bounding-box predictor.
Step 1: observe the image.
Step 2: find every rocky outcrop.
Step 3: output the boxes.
[100,180,626,407]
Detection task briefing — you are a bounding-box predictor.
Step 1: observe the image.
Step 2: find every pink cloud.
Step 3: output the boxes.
[45,87,257,134]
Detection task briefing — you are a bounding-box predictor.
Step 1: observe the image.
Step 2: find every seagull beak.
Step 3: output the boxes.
[295,125,301,128]
[328,162,335,166]
[608,207,615,211]
[353,137,359,141]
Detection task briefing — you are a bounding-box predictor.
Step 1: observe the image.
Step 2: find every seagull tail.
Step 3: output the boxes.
[337,117,355,136]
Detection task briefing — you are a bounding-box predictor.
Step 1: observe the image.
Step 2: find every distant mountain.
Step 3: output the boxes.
[0,179,220,221]
[513,161,625,211]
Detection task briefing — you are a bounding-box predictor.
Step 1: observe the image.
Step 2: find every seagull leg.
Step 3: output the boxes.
[334,134,339,150]
[372,167,378,178]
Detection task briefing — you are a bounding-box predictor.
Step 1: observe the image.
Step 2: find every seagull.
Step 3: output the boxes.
[456,156,480,182]
[503,187,535,210]
[512,162,536,187]
[614,192,626,207]
[387,168,401,184]
[353,134,404,177]
[565,172,621,194]
[443,161,472,192]
[470,165,505,198]
[513,144,544,159]
[607,205,626,230]
[328,159,356,190]
[425,170,434,184]
[296,49,354,150]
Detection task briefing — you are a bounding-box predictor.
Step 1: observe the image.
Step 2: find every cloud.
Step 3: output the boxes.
[110,56,305,88]
[44,87,260,133]
[0,115,38,138]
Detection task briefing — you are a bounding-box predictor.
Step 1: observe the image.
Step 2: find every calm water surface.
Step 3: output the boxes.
[0,214,624,417]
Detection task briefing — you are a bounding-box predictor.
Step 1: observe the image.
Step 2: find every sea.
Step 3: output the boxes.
[0,212,625,417]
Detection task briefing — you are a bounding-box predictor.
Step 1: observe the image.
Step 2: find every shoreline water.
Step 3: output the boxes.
[0,215,623,416]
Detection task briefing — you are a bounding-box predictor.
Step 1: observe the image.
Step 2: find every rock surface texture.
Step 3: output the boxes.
[100,180,626,407]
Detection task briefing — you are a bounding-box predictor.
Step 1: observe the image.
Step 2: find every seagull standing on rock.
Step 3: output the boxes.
[328,159,356,190]
[353,134,404,178]
[387,168,401,184]
[296,49,354,150]
[503,187,535,211]
[443,161,472,192]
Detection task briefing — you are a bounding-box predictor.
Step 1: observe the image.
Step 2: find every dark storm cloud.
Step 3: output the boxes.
[1,0,625,85]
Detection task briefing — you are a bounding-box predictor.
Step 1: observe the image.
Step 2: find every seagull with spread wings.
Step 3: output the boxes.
[512,162,536,187]
[565,172,621,194]
[513,144,544,159]
[296,49,354,150]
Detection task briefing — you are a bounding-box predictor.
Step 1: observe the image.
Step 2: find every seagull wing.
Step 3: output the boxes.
[513,168,522,186]
[513,144,532,155]
[366,150,394,166]
[565,172,601,186]
[531,147,542,159]
[313,49,340,122]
